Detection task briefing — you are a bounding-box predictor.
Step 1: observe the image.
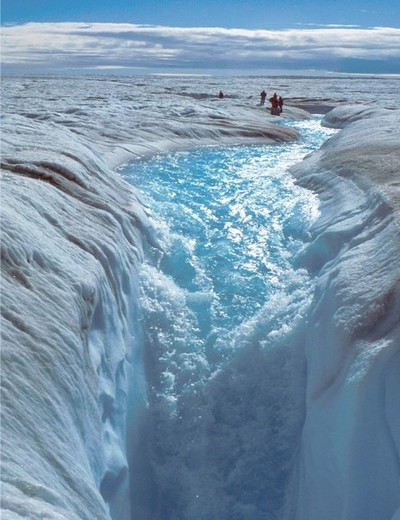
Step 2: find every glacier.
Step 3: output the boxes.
[1,75,400,519]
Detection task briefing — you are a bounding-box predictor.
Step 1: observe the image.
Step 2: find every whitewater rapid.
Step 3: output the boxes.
[1,75,400,520]
[122,120,334,519]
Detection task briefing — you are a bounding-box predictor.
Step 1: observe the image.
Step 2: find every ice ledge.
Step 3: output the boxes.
[286,107,400,520]
[0,123,152,518]
[322,104,396,129]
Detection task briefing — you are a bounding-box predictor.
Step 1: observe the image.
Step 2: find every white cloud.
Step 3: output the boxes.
[1,22,400,71]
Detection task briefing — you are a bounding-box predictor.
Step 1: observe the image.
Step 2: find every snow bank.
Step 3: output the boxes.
[288,107,400,520]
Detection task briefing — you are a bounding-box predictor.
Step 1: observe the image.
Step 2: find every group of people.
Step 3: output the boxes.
[260,90,284,115]
[218,89,284,116]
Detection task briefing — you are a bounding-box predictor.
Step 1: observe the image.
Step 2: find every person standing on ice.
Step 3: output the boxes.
[278,96,284,113]
[260,90,267,105]
[269,92,280,115]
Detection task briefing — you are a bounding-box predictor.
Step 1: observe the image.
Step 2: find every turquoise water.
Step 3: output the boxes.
[122,118,336,519]
[123,118,332,353]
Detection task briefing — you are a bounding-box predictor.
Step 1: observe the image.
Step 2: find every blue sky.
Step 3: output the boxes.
[2,0,400,74]
[3,0,399,29]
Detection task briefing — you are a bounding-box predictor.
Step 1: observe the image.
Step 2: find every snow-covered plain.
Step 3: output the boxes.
[1,74,400,519]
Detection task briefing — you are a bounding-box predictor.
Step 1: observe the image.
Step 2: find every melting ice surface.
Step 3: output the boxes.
[121,118,336,519]
[1,74,400,520]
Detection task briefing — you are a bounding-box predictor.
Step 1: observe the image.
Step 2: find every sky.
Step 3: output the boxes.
[1,0,400,74]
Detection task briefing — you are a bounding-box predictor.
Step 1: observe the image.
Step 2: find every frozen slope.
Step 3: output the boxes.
[0,115,160,519]
[287,107,400,520]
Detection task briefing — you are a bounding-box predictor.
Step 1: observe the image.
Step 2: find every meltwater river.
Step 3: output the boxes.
[122,117,336,519]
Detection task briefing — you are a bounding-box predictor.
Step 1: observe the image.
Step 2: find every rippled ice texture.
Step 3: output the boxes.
[1,73,400,520]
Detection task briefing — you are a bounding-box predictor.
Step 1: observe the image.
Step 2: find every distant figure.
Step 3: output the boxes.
[269,92,280,116]
[278,96,284,113]
[260,90,267,105]
[218,90,224,99]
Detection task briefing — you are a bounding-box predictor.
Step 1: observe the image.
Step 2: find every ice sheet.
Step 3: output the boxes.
[1,75,399,519]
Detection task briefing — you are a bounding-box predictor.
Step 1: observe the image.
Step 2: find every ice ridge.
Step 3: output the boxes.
[287,106,400,520]
[1,115,152,519]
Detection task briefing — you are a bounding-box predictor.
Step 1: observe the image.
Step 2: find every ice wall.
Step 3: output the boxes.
[0,115,154,519]
[287,107,400,520]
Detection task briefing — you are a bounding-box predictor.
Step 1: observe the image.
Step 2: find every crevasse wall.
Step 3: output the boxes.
[1,116,153,519]
[286,107,400,520]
